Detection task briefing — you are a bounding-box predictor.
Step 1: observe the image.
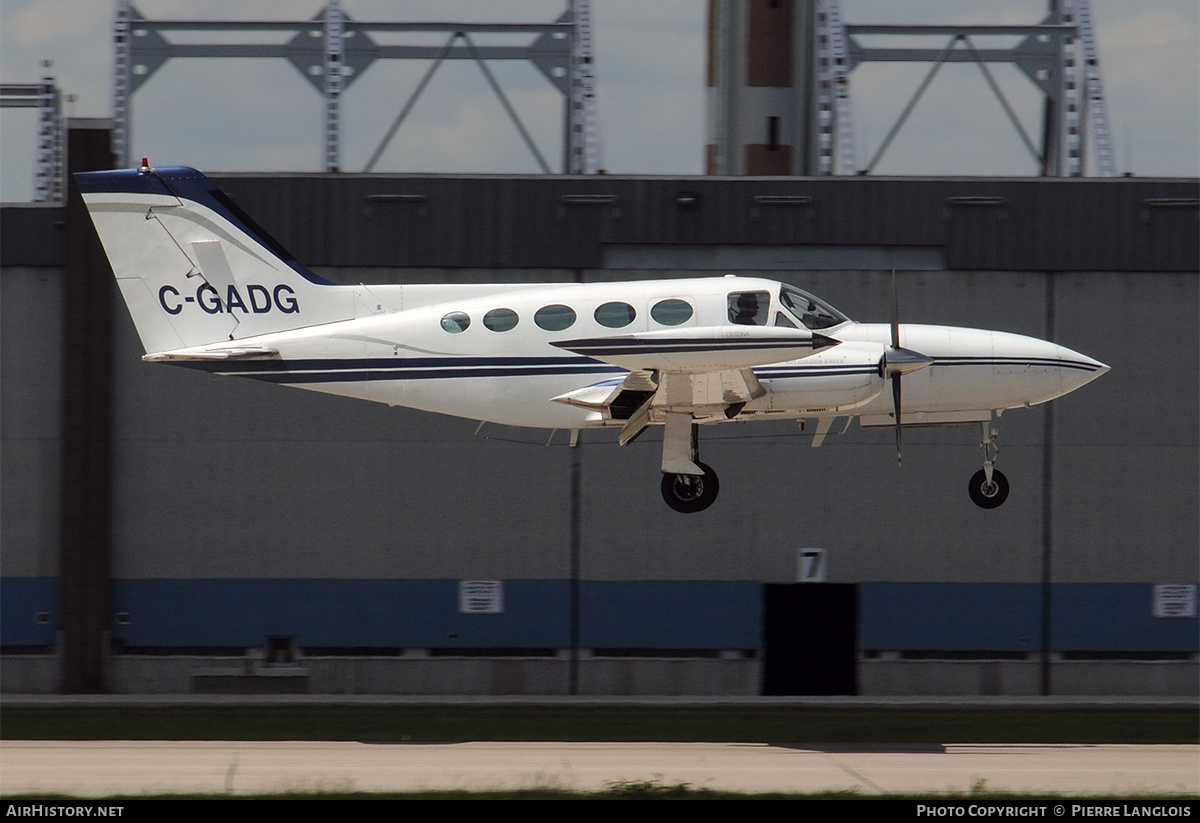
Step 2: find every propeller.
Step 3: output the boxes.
[881,268,934,464]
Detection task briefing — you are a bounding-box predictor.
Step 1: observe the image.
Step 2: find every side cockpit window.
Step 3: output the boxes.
[728,291,770,326]
[779,285,849,330]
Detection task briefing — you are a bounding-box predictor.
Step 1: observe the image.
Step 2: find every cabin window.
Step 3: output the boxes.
[483,308,519,332]
[440,311,471,333]
[650,298,694,326]
[534,304,577,331]
[594,301,636,328]
[728,290,770,326]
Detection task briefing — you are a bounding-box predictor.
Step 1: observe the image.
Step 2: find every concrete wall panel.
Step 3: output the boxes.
[1,267,62,579]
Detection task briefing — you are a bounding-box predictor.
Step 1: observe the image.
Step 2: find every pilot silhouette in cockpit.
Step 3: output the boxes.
[731,292,762,325]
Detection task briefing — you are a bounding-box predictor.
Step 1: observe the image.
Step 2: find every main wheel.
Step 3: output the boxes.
[968,468,1009,509]
[661,462,720,513]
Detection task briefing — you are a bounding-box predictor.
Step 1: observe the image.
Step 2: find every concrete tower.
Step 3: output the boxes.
[706,0,816,175]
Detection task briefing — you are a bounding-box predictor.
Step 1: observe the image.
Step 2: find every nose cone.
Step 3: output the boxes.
[1054,343,1109,394]
[985,330,1109,407]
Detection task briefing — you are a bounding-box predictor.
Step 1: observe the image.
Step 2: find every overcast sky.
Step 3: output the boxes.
[2,0,1197,201]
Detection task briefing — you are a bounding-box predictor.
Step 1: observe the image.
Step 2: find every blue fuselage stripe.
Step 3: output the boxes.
[173,354,1099,385]
[932,356,1103,372]
[249,365,625,383]
[177,356,624,383]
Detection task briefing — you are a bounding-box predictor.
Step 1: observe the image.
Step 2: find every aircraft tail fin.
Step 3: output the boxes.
[75,165,354,355]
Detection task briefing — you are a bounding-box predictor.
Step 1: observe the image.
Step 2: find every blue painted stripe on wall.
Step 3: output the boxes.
[860,583,1043,651]
[580,581,762,649]
[0,578,58,645]
[108,579,762,649]
[1051,584,1198,652]
[110,579,571,648]
[8,579,1192,652]
[861,583,1199,652]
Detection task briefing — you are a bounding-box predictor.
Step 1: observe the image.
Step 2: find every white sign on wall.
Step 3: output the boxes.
[1152,584,1197,618]
[459,580,504,614]
[797,549,827,583]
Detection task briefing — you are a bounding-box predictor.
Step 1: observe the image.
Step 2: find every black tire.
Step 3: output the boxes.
[661,462,720,513]
[969,468,1009,509]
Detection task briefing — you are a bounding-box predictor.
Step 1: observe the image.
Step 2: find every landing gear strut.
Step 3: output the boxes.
[969,421,1009,509]
[660,415,720,513]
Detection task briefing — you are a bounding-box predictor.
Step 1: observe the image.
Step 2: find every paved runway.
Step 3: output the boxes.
[2,741,1196,796]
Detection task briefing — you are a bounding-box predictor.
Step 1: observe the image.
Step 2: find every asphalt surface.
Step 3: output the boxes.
[1,740,1196,796]
[4,694,1196,708]
[3,695,1195,796]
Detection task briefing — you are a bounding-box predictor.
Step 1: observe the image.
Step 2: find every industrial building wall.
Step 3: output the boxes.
[92,265,1196,590]
[1,267,63,648]
[3,263,1195,668]
[195,174,1199,275]
[2,168,1196,694]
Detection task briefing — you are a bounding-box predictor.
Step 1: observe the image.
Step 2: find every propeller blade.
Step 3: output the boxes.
[890,265,902,464]
[890,267,900,350]
[892,372,902,465]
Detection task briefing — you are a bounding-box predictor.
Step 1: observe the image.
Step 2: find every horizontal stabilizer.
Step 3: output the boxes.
[551,381,622,411]
[551,370,657,411]
[143,346,279,362]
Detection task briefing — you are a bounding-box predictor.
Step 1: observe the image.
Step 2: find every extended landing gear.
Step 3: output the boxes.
[661,462,720,513]
[658,412,720,513]
[969,467,1009,509]
[970,421,1009,509]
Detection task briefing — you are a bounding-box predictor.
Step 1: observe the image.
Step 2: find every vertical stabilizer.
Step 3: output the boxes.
[75,166,355,354]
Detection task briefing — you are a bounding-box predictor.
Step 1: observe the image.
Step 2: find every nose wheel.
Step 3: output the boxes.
[970,421,1009,508]
[662,461,720,513]
[969,467,1009,508]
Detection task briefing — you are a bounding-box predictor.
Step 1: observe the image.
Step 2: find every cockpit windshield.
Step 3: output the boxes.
[778,285,850,330]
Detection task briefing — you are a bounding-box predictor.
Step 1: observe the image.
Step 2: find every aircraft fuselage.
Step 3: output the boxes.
[163,277,1105,433]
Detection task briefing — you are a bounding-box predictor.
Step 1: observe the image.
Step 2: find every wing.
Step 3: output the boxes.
[552,367,767,445]
[551,325,841,466]
[551,325,838,373]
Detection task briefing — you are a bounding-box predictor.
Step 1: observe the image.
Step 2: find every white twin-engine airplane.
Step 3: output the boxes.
[77,164,1109,513]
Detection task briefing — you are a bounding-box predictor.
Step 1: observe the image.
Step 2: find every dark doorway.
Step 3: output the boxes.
[762,584,858,695]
